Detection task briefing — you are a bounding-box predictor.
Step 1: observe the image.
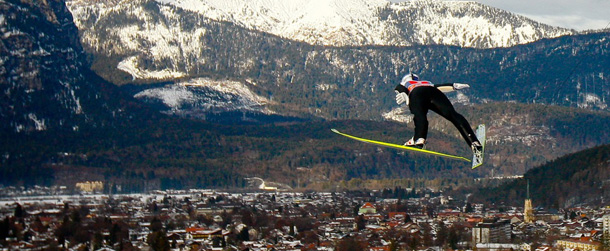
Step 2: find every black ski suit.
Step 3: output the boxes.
[395,80,479,147]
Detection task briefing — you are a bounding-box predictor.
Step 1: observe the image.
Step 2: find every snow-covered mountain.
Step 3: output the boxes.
[63,0,608,121]
[69,0,573,48]
[156,0,573,48]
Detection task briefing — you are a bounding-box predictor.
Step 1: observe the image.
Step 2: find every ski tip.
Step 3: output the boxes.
[330,128,340,133]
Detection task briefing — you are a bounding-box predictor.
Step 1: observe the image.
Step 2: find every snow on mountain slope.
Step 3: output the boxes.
[150,0,573,48]
[118,56,186,80]
[134,78,274,115]
[63,0,603,121]
[63,0,576,86]
[155,0,390,46]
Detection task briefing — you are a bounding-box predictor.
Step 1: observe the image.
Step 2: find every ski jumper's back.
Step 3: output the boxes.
[401,80,434,94]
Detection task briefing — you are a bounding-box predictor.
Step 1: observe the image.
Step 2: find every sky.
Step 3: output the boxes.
[390,0,610,31]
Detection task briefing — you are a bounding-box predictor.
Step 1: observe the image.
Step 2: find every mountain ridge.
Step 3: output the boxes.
[63,0,609,119]
[141,0,573,48]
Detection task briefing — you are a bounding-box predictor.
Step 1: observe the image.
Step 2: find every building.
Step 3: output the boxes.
[388,212,407,221]
[524,180,534,224]
[524,199,534,223]
[474,243,521,251]
[602,214,610,250]
[472,218,511,244]
[555,237,601,251]
[186,227,225,240]
[75,181,103,193]
[358,202,376,215]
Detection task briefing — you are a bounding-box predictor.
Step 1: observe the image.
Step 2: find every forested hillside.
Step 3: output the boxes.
[469,144,610,208]
[2,102,608,192]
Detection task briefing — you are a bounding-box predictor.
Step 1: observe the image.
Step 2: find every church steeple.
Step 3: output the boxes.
[527,179,530,199]
[524,180,534,223]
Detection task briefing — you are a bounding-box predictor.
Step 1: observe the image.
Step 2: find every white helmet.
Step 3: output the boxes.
[400,73,419,86]
[404,73,419,81]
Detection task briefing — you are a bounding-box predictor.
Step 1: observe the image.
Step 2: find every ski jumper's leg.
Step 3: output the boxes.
[428,89,479,146]
[408,87,431,140]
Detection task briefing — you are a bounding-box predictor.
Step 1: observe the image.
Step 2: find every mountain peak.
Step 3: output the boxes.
[150,0,572,48]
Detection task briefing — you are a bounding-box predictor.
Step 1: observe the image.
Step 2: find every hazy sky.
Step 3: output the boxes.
[390,0,610,31]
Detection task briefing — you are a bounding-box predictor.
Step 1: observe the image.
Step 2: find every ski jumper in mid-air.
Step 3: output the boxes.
[394,73,483,155]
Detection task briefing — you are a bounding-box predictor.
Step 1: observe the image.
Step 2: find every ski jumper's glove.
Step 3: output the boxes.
[395,91,409,105]
[394,84,409,105]
[453,83,470,90]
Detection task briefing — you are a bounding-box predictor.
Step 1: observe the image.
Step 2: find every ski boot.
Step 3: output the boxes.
[404,137,426,149]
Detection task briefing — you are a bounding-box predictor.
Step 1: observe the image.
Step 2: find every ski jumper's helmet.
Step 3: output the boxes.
[404,73,419,81]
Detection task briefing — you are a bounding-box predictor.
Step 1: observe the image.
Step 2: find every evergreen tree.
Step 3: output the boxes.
[147,231,170,251]
[0,217,9,241]
[336,237,364,251]
[237,227,249,242]
[465,203,473,213]
[355,215,366,231]
[151,217,163,232]
[14,204,24,218]
[436,221,448,247]
[92,232,104,250]
[448,226,460,249]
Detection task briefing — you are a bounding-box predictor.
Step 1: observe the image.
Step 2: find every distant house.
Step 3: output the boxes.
[358,202,376,215]
[388,212,407,221]
[437,211,462,222]
[535,245,552,251]
[75,181,103,193]
[370,246,390,251]
[186,227,224,240]
[510,216,522,224]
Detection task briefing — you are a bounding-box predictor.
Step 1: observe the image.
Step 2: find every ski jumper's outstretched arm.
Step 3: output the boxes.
[435,83,470,93]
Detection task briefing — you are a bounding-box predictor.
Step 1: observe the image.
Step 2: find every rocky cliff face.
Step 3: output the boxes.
[0,0,134,133]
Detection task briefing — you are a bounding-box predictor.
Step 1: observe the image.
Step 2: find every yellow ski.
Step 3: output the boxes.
[331,128,472,163]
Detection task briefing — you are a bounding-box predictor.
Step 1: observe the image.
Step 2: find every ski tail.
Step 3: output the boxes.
[472,124,486,169]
